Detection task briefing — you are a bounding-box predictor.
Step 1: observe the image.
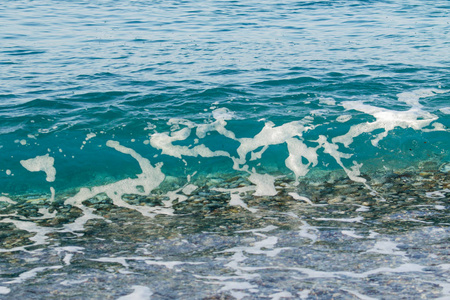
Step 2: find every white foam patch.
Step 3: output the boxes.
[212,107,234,120]
[81,133,97,149]
[117,285,153,300]
[313,216,364,223]
[86,133,96,141]
[341,288,378,300]
[194,274,259,281]
[298,221,319,243]
[165,188,188,204]
[168,118,196,130]
[55,246,85,265]
[20,154,56,182]
[440,107,450,114]
[397,89,445,107]
[187,171,197,182]
[50,186,55,202]
[319,97,336,106]
[229,192,258,213]
[213,186,258,212]
[63,141,167,227]
[333,88,447,147]
[342,230,364,239]
[236,225,278,234]
[144,260,203,269]
[196,117,236,140]
[310,109,327,116]
[5,266,63,284]
[90,256,155,268]
[91,256,202,271]
[150,127,230,159]
[247,263,426,280]
[0,196,15,204]
[368,231,379,239]
[285,138,318,182]
[0,287,10,294]
[347,263,425,278]
[356,205,370,212]
[426,189,450,199]
[422,122,447,132]
[439,163,450,173]
[250,145,268,161]
[199,272,259,299]
[366,239,408,259]
[288,192,314,205]
[270,291,293,299]
[216,280,258,293]
[225,251,247,270]
[317,135,366,183]
[336,115,352,123]
[60,279,88,286]
[236,121,310,165]
[229,290,251,300]
[60,206,104,234]
[223,236,289,258]
[144,122,156,131]
[0,218,53,248]
[299,290,310,299]
[29,207,57,220]
[217,281,256,299]
[432,280,450,300]
[248,170,277,196]
[182,184,197,195]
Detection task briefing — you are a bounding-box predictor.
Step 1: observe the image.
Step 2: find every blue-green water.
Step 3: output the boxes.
[0,1,449,299]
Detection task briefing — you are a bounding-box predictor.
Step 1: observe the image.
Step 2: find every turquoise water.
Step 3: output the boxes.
[1,0,449,195]
[0,1,449,299]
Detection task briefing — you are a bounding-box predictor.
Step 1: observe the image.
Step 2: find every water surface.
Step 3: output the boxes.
[0,0,449,299]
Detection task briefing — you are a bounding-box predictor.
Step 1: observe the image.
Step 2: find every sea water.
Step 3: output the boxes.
[0,0,449,299]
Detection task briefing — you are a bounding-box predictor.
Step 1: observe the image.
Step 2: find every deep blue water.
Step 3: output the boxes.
[0,1,449,299]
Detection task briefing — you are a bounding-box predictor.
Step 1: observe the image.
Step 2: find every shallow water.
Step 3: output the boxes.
[1,0,449,299]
